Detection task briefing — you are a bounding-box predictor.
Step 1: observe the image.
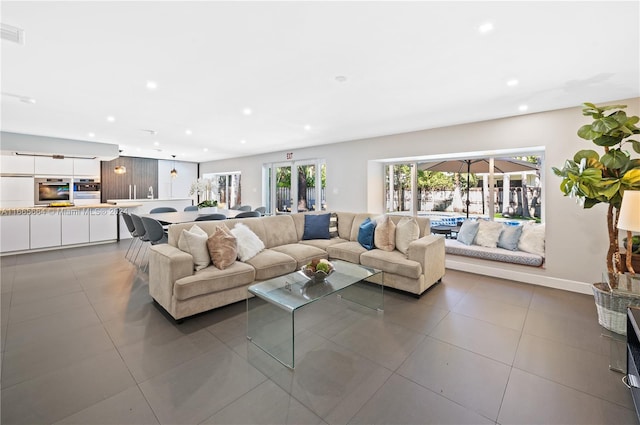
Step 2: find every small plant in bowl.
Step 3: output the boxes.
[302,258,335,282]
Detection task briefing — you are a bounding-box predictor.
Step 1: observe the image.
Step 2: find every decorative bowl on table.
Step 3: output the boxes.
[301,259,335,283]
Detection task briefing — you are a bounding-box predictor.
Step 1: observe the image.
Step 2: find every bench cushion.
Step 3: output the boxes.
[445,239,544,267]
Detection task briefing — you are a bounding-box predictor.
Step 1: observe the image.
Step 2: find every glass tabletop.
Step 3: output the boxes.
[248,260,381,312]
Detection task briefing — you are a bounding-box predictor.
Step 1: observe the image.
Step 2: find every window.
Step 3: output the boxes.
[202,172,241,208]
[383,150,544,222]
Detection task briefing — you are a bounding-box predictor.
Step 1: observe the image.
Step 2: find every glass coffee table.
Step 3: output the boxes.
[246,260,383,368]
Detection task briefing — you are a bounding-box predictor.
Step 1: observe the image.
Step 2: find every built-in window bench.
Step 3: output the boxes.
[444,238,545,267]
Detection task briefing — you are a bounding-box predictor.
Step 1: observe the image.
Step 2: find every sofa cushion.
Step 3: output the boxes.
[457,220,479,246]
[299,238,348,251]
[259,215,298,247]
[395,217,419,255]
[174,261,255,301]
[374,215,396,252]
[349,213,371,241]
[475,220,504,248]
[178,225,210,271]
[326,241,366,264]
[230,222,265,261]
[302,213,331,240]
[357,217,377,250]
[271,243,328,268]
[206,223,237,270]
[497,224,523,251]
[360,249,422,279]
[244,249,297,280]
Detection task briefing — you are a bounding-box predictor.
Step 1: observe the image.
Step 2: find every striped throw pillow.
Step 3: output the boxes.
[329,213,339,238]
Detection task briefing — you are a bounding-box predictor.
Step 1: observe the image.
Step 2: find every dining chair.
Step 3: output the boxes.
[130,213,150,268]
[236,205,252,211]
[120,212,140,262]
[150,207,177,213]
[195,213,226,221]
[141,216,168,271]
[234,211,261,218]
[254,206,266,216]
[184,205,198,211]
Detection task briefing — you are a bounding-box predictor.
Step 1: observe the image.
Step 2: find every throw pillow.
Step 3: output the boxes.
[395,217,420,255]
[475,220,504,248]
[518,222,545,256]
[230,222,265,261]
[302,213,331,240]
[178,225,210,271]
[374,215,396,252]
[497,224,523,251]
[207,223,237,270]
[357,217,377,250]
[456,220,479,246]
[329,212,339,238]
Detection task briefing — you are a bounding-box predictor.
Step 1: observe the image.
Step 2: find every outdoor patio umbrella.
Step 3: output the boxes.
[417,158,539,217]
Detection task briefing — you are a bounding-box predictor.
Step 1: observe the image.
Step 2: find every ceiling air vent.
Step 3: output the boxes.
[1,23,25,45]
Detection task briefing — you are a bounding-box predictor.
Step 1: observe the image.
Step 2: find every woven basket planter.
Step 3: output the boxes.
[593,282,640,335]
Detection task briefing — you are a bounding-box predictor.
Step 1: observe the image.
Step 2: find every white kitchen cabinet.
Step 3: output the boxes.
[73,159,100,176]
[1,155,35,174]
[89,208,118,241]
[61,211,90,245]
[30,212,61,248]
[34,157,73,176]
[0,215,30,252]
[0,176,34,207]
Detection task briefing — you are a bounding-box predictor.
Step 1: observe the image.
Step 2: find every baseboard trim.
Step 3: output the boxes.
[445,258,593,295]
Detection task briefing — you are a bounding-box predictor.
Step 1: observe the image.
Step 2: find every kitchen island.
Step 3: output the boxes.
[0,203,138,254]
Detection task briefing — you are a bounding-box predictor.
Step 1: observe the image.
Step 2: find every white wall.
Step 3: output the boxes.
[200,98,640,292]
[157,160,198,200]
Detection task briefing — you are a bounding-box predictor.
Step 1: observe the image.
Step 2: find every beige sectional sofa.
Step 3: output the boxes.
[148,212,445,321]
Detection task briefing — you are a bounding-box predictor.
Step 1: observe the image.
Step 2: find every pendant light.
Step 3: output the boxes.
[170,155,178,178]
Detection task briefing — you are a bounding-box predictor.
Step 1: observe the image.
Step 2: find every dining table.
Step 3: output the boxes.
[143,208,244,225]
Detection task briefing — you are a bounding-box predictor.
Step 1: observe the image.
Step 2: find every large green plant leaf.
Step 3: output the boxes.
[573,150,599,163]
[621,169,640,187]
[601,150,629,169]
[592,117,621,133]
[577,124,601,140]
[593,135,622,146]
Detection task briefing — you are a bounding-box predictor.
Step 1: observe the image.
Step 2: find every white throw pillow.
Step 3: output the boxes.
[475,220,504,248]
[518,222,545,256]
[395,217,420,255]
[178,225,210,271]
[230,222,265,261]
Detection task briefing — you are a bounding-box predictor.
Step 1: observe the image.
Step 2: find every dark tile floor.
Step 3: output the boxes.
[1,242,638,424]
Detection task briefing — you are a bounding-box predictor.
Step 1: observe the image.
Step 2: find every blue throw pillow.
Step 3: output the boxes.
[357,217,377,250]
[497,224,523,250]
[456,220,479,245]
[302,213,331,240]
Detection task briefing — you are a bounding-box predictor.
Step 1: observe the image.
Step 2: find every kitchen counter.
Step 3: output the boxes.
[0,203,143,215]
[107,198,192,205]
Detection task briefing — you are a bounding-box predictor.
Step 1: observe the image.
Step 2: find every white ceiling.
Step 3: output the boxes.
[1,1,638,163]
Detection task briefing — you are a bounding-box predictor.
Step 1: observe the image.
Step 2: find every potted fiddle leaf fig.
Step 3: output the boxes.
[552,102,640,274]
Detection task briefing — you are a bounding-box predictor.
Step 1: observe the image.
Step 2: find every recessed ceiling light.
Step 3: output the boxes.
[304,125,311,131]
[88,132,95,138]
[506,79,519,87]
[146,80,157,90]
[242,108,252,116]
[153,141,160,146]
[185,129,192,135]
[478,22,494,33]
[518,104,529,112]
[106,116,115,122]
[203,148,208,152]
[335,76,347,83]
[240,139,247,144]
